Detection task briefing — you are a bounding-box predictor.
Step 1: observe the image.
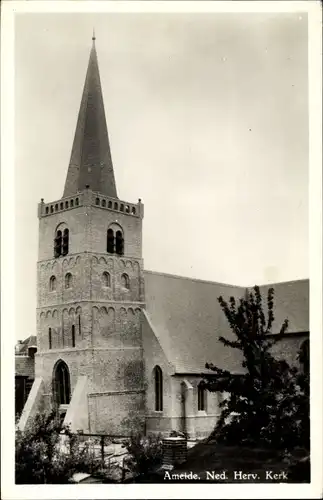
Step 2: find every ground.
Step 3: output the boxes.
[135,441,310,484]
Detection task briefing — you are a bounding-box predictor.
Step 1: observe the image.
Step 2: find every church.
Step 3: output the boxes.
[17,37,309,440]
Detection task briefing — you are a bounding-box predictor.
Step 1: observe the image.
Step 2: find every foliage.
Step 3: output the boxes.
[122,433,163,477]
[203,286,309,450]
[15,411,101,484]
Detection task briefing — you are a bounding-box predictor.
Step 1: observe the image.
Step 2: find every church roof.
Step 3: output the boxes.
[63,36,117,198]
[144,271,309,374]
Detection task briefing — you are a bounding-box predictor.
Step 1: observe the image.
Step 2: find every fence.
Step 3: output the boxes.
[59,431,132,481]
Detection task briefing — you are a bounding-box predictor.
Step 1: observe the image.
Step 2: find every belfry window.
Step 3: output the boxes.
[198,382,207,412]
[116,231,124,255]
[54,227,69,257]
[107,229,114,253]
[62,229,69,256]
[49,276,57,292]
[54,230,62,257]
[154,366,163,411]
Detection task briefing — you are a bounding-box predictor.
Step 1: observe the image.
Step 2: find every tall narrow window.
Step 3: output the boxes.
[72,325,75,348]
[299,339,309,376]
[198,382,206,411]
[121,273,130,289]
[49,276,57,292]
[102,272,111,288]
[54,230,62,257]
[54,361,70,405]
[107,229,114,254]
[78,315,81,336]
[49,328,52,349]
[62,229,69,256]
[65,273,72,289]
[116,230,124,255]
[154,365,163,411]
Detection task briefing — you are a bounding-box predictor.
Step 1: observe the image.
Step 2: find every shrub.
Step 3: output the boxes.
[122,433,163,477]
[15,411,101,484]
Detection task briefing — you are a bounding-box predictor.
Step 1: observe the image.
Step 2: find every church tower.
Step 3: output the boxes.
[34,36,146,434]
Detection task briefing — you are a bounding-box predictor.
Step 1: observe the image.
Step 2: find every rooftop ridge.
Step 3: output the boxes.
[144,269,309,289]
[143,269,244,289]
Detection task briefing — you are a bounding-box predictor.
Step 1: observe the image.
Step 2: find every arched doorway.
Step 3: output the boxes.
[53,360,71,408]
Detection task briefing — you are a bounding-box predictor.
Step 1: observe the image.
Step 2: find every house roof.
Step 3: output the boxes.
[144,271,309,374]
[15,335,37,355]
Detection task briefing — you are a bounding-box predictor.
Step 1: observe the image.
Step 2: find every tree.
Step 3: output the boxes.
[15,411,101,484]
[203,286,309,450]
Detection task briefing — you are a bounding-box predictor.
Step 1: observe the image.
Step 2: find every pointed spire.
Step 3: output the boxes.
[63,36,118,198]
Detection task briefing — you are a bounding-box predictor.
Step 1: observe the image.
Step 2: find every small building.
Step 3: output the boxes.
[15,336,37,417]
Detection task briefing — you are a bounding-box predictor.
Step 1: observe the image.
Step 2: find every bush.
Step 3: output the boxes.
[122,433,163,477]
[15,411,101,484]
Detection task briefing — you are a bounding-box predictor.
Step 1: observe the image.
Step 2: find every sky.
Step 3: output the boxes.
[14,12,308,340]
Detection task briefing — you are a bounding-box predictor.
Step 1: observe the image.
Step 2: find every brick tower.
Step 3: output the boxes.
[34,35,146,434]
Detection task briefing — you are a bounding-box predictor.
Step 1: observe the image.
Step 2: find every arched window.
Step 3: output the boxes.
[54,230,62,257]
[70,199,74,208]
[154,366,163,411]
[114,202,118,210]
[62,228,69,256]
[49,328,52,349]
[107,229,114,253]
[120,203,124,212]
[72,325,75,348]
[131,207,136,215]
[299,339,309,376]
[116,230,124,255]
[96,197,100,205]
[108,201,112,209]
[65,201,69,209]
[198,382,207,412]
[60,202,64,210]
[121,273,130,289]
[65,273,72,289]
[102,272,111,288]
[53,361,70,406]
[101,199,106,207]
[49,275,57,292]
